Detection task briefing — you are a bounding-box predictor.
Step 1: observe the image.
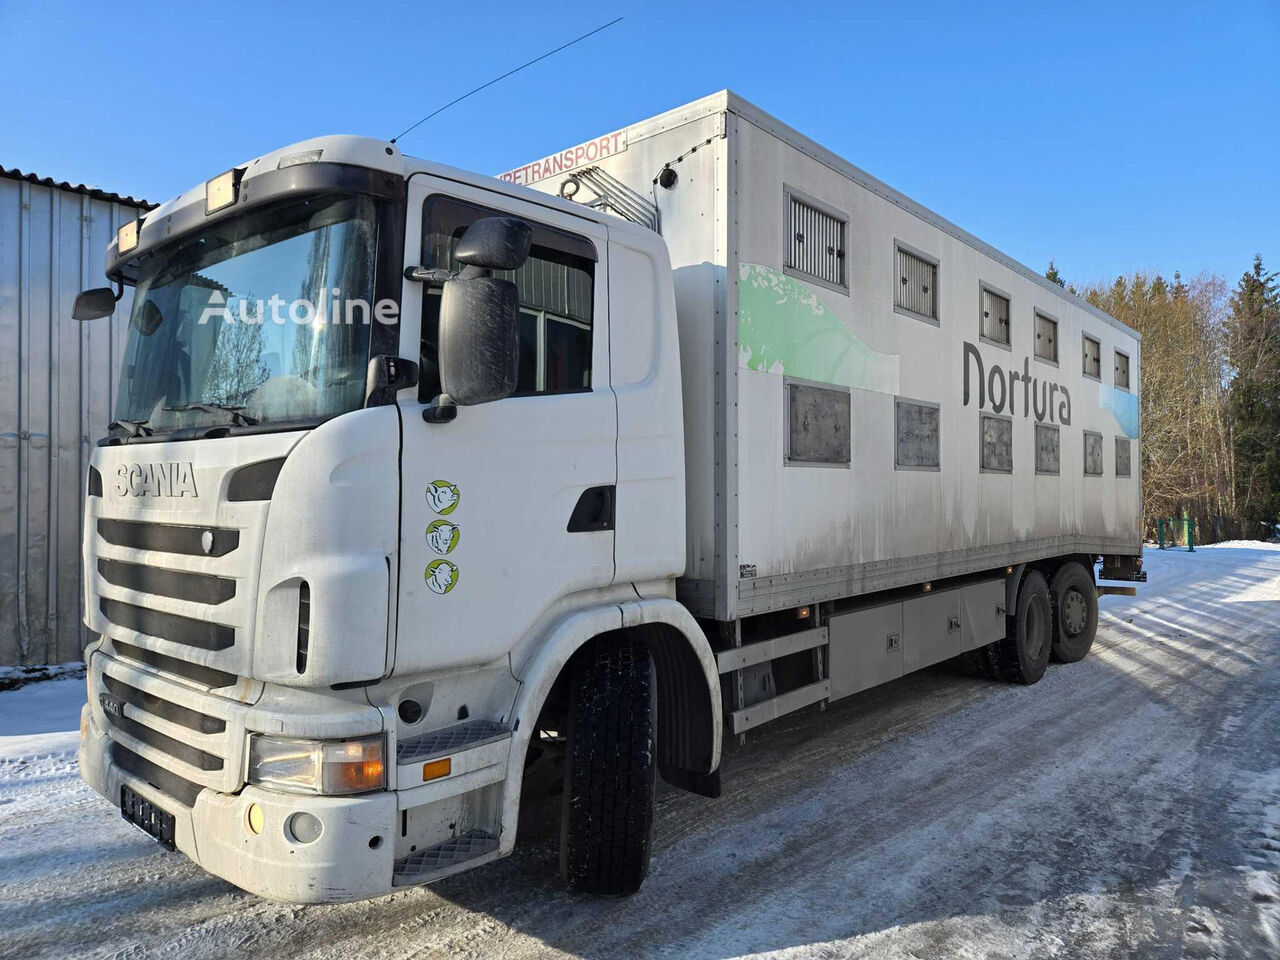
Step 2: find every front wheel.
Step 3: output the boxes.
[1050,561,1098,663]
[560,638,656,894]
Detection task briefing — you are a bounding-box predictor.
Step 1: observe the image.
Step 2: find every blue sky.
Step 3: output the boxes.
[1,0,1275,287]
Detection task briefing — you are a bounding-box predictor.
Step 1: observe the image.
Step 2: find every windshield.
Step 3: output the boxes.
[114,192,380,435]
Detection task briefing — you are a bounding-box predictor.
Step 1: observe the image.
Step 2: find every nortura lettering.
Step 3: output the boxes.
[963,342,1071,425]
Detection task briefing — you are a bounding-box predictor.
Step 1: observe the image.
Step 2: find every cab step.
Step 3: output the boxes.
[396,718,509,765]
[392,829,500,886]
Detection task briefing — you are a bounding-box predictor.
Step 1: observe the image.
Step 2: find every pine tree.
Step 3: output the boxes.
[1045,260,1066,287]
[1225,255,1280,538]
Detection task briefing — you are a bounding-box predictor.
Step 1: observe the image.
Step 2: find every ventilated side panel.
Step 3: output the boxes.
[1084,431,1104,475]
[786,381,850,464]
[1035,424,1061,475]
[1115,436,1131,477]
[895,398,940,469]
[980,287,1010,344]
[980,414,1013,472]
[786,193,845,288]
[895,246,937,320]
[1035,312,1059,362]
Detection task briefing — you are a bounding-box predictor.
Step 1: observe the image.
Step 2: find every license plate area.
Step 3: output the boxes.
[121,784,175,850]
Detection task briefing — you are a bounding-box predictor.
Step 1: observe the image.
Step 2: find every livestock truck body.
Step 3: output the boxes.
[76,90,1143,903]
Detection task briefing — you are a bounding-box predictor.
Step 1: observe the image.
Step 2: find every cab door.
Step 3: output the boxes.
[392,175,615,675]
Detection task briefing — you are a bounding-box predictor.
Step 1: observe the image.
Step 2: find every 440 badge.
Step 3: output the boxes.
[425,559,460,595]
[426,519,460,554]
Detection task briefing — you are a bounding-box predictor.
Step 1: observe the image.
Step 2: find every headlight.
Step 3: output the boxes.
[247,734,385,795]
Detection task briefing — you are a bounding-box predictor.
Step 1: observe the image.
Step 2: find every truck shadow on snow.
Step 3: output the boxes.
[414,548,1280,958]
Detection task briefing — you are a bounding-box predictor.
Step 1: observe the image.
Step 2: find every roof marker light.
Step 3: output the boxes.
[205,169,240,214]
[117,220,139,253]
[278,149,323,169]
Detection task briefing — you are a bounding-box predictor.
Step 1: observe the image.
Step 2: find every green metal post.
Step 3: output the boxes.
[1188,518,1195,552]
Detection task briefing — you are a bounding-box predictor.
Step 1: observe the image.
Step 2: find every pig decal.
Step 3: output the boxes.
[426,480,460,516]
[425,559,460,595]
[426,520,460,555]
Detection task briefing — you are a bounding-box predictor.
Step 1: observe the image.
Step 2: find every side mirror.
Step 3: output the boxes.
[73,287,119,321]
[437,274,520,406]
[430,217,532,410]
[455,217,532,271]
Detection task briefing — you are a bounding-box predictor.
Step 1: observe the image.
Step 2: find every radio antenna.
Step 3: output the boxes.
[390,17,624,144]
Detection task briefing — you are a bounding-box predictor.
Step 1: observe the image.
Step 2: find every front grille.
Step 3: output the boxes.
[98,517,239,556]
[102,674,226,734]
[112,640,238,689]
[97,654,244,795]
[112,742,203,808]
[98,557,236,604]
[103,709,224,771]
[100,597,235,651]
[92,513,253,797]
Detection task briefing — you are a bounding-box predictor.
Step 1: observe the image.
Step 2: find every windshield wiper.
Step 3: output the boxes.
[108,418,153,439]
[163,402,260,426]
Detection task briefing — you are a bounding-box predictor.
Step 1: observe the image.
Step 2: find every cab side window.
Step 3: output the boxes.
[419,195,595,401]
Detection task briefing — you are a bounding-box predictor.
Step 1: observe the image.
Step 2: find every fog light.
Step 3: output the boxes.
[246,803,264,835]
[287,811,323,844]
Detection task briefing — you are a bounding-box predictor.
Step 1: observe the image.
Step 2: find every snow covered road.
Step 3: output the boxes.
[2,544,1278,959]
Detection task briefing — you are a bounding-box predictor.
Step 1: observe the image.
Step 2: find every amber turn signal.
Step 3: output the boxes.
[422,758,452,782]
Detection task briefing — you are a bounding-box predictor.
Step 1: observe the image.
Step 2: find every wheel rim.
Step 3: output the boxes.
[1025,596,1049,660]
[1062,587,1088,636]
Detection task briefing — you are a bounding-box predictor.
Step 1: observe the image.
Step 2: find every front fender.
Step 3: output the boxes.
[498,598,722,855]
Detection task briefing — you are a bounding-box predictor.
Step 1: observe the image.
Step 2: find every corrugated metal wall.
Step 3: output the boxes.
[0,175,147,665]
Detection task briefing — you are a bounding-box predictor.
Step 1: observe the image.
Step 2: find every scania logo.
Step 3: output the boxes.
[114,462,199,498]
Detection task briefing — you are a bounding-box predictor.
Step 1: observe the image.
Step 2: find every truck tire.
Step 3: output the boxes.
[993,570,1052,685]
[1050,561,1098,663]
[560,638,656,895]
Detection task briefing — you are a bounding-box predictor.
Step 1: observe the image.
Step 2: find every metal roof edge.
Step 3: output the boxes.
[0,165,155,210]
[715,90,1139,342]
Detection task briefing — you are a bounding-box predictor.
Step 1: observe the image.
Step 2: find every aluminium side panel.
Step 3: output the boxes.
[728,103,1142,617]
[0,178,144,665]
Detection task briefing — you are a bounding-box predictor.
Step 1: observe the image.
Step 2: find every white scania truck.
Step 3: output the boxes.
[76,91,1144,903]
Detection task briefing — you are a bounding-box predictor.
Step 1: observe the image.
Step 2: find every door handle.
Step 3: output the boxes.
[567,485,615,533]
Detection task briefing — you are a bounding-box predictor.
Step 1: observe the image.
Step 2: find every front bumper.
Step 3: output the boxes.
[80,705,396,903]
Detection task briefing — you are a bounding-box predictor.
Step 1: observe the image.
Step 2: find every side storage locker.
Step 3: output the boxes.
[901,589,963,673]
[961,578,1006,652]
[827,602,904,701]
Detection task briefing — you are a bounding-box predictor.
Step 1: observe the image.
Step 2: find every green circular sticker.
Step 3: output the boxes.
[425,559,459,595]
[425,519,460,555]
[426,480,460,516]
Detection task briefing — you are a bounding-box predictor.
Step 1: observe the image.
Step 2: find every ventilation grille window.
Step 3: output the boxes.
[787,381,851,465]
[895,246,938,321]
[1035,424,1060,475]
[1035,312,1058,362]
[1115,437,1132,477]
[1084,431,1104,476]
[1114,351,1130,390]
[980,414,1013,472]
[895,398,941,470]
[1083,335,1102,379]
[980,287,1011,345]
[786,193,846,289]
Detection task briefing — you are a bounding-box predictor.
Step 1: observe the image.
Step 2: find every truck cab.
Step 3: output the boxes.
[77,135,721,903]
